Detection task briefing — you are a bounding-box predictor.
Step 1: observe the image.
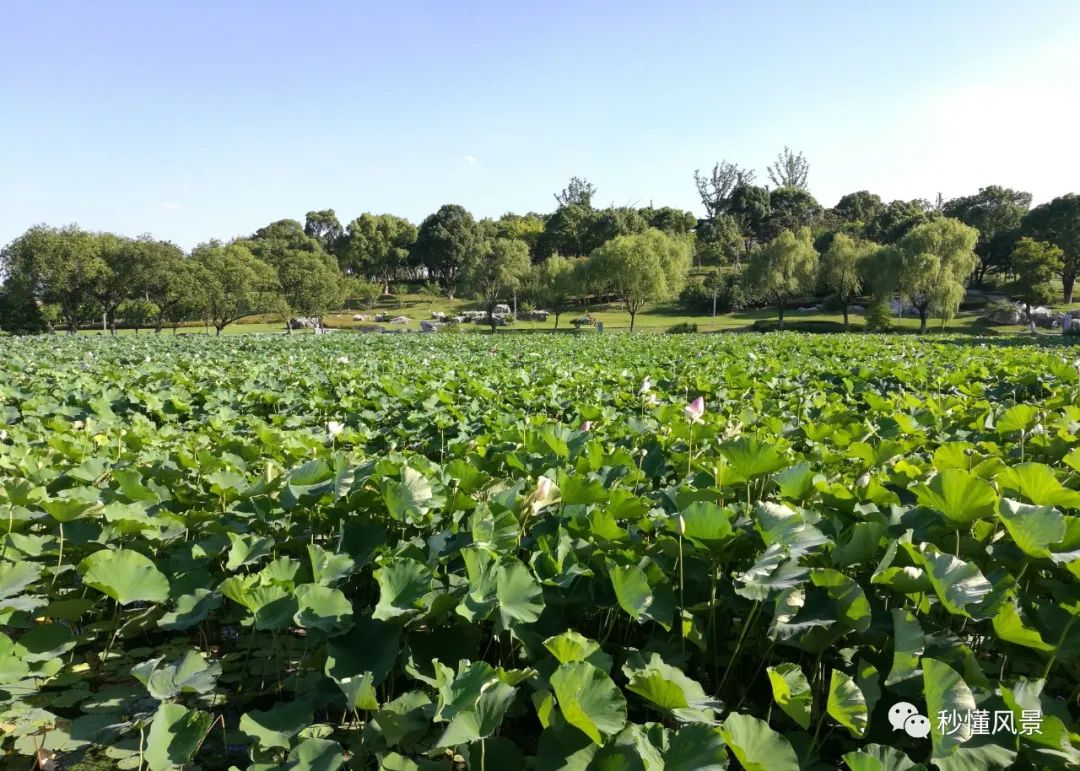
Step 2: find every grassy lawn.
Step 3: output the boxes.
[67,291,1056,338]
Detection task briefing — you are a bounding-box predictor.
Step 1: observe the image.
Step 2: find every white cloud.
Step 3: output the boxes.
[159,201,183,211]
[462,155,478,165]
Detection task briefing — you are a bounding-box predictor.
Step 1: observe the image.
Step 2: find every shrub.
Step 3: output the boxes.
[864,294,892,331]
[666,322,698,334]
[678,272,749,314]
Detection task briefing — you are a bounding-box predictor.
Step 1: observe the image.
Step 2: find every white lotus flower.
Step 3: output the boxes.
[685,397,705,423]
[525,475,561,516]
[327,421,345,439]
[1030,423,1045,436]
[639,377,653,395]
[336,356,350,365]
[856,472,870,488]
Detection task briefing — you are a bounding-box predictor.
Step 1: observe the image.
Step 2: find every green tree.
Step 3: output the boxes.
[641,206,697,236]
[1010,237,1063,324]
[532,254,582,329]
[831,191,885,229]
[587,229,692,331]
[191,241,281,335]
[159,260,208,333]
[93,233,146,333]
[465,238,531,332]
[273,251,345,330]
[694,162,756,219]
[942,186,1031,283]
[584,207,649,253]
[0,225,55,334]
[821,233,880,329]
[865,199,937,244]
[304,209,343,252]
[11,225,108,333]
[116,297,156,333]
[728,184,772,252]
[136,239,189,333]
[493,213,545,260]
[413,205,481,298]
[744,227,818,330]
[344,277,381,310]
[554,176,596,208]
[338,213,418,291]
[887,218,979,332]
[695,215,742,267]
[764,187,823,240]
[1021,194,1080,303]
[537,203,592,259]
[767,146,809,189]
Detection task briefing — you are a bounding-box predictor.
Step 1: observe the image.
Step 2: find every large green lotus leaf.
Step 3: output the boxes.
[239,699,314,750]
[842,744,926,771]
[383,466,434,521]
[904,542,992,618]
[623,652,718,723]
[664,724,729,771]
[372,559,434,622]
[158,589,222,631]
[325,616,399,703]
[999,463,1080,509]
[285,737,347,771]
[772,462,819,501]
[78,548,170,605]
[923,658,976,759]
[456,546,498,623]
[719,712,799,771]
[549,661,627,746]
[827,669,868,737]
[0,632,31,684]
[432,659,496,720]
[495,559,544,626]
[676,501,735,552]
[766,662,812,729]
[144,702,213,771]
[225,532,273,571]
[132,649,221,700]
[307,544,355,586]
[1000,678,1080,767]
[913,468,997,525]
[17,624,75,663]
[886,608,925,685]
[997,498,1066,559]
[469,504,519,553]
[543,630,612,673]
[435,681,517,747]
[995,404,1039,434]
[991,602,1054,651]
[42,486,103,522]
[718,437,786,482]
[293,584,354,637]
[535,723,598,771]
[0,561,43,599]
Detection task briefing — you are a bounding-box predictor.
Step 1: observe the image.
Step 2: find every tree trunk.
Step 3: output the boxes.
[712,291,717,319]
[1063,273,1076,305]
[777,302,785,331]
[919,310,928,334]
[216,324,224,336]
[554,312,560,330]
[629,311,636,332]
[842,304,849,331]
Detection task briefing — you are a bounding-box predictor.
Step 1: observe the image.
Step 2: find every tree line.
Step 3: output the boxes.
[1,147,1078,334]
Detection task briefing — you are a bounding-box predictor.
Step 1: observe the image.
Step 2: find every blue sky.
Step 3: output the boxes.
[2,1,1078,249]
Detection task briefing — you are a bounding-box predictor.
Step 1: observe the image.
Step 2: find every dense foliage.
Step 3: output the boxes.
[1,333,1079,769]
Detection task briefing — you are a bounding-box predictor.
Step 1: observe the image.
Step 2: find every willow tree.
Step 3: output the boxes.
[744,227,818,330]
[587,229,692,331]
[821,233,881,329]
[887,218,978,332]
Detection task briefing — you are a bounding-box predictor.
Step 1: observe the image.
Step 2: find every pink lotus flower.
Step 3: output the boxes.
[580,420,592,432]
[685,396,705,423]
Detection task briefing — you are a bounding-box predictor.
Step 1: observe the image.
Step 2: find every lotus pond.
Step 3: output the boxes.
[1,332,1079,770]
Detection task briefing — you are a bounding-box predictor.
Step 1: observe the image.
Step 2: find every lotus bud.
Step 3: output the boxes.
[856,472,870,488]
[525,475,561,516]
[1030,423,1045,436]
[677,514,686,536]
[580,420,592,432]
[685,397,705,423]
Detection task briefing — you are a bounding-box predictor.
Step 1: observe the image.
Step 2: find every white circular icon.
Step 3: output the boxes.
[888,702,930,737]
